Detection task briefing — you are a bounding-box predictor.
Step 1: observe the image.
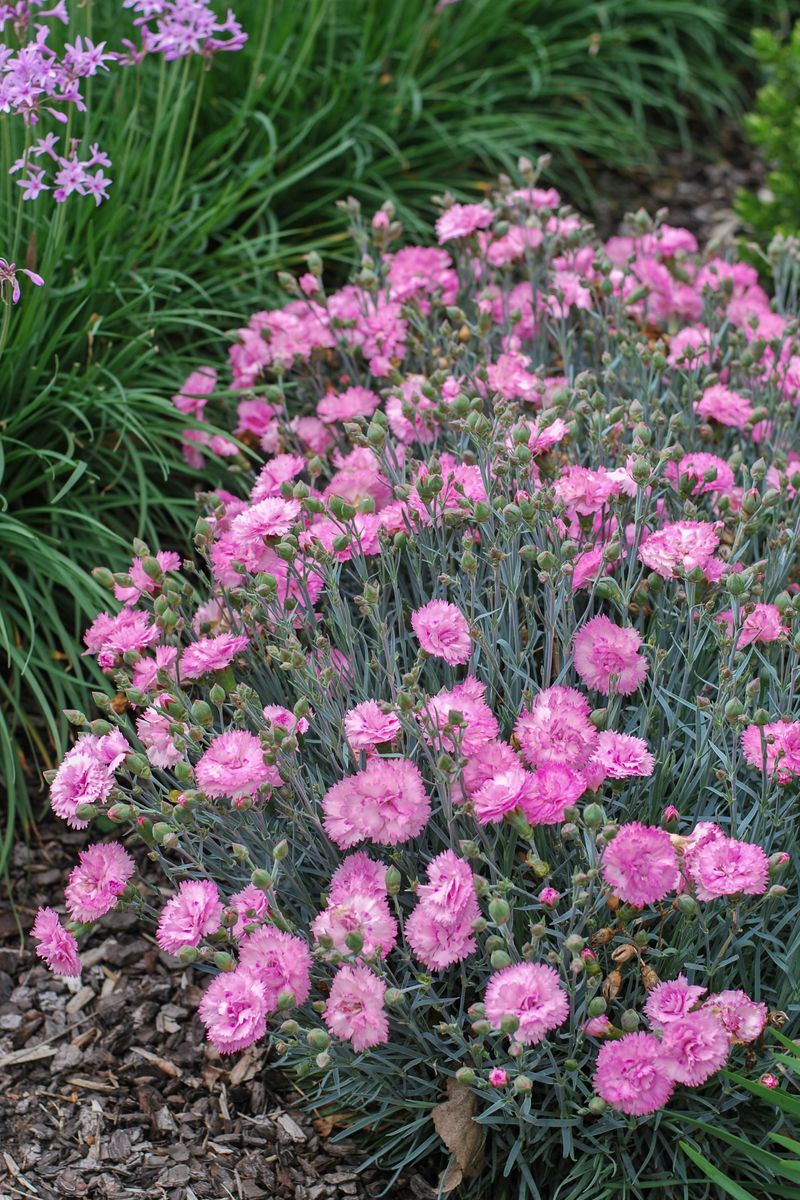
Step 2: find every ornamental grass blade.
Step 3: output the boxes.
[677,1141,758,1200]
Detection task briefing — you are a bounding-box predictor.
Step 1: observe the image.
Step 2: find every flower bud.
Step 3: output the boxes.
[455,1067,476,1086]
[660,805,680,829]
[513,1075,533,1094]
[489,898,511,925]
[345,930,364,953]
[307,1029,331,1051]
[491,950,513,971]
[272,840,289,861]
[620,1009,640,1032]
[588,997,607,1017]
[588,1096,607,1115]
[499,1013,520,1035]
[213,952,236,972]
[251,869,273,890]
[582,803,605,829]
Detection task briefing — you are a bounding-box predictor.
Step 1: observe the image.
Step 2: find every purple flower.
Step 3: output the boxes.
[0,258,44,303]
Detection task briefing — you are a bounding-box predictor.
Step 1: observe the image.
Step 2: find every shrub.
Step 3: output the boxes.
[736,20,800,240]
[32,176,800,1198]
[0,0,790,858]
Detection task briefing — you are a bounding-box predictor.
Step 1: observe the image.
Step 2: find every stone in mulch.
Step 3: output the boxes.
[0,829,434,1200]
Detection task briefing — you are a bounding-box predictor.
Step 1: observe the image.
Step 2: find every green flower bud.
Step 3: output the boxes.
[489,898,511,925]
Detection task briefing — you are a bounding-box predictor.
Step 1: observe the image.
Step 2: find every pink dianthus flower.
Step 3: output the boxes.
[422,677,499,755]
[229,884,270,940]
[696,384,754,430]
[323,758,430,849]
[704,990,768,1043]
[411,600,472,665]
[514,686,598,770]
[644,974,707,1029]
[684,832,769,900]
[661,1010,730,1085]
[590,731,655,779]
[343,700,401,753]
[156,880,223,954]
[324,964,388,1051]
[65,842,135,922]
[741,720,800,781]
[198,968,268,1055]
[473,766,536,824]
[31,907,82,977]
[573,614,648,695]
[180,632,248,680]
[484,963,569,1045]
[519,763,586,825]
[435,203,493,243]
[195,730,276,801]
[601,823,680,906]
[594,1032,675,1115]
[237,927,312,1008]
[638,520,720,579]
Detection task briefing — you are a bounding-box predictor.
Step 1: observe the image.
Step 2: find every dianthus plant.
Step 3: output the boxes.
[38,175,800,1199]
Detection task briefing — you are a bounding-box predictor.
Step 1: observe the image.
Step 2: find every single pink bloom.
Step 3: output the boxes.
[601,823,680,906]
[661,1010,730,1086]
[65,842,135,922]
[484,963,569,1045]
[324,964,388,1051]
[156,880,223,954]
[573,614,648,696]
[594,1033,675,1115]
[198,967,268,1054]
[411,600,472,666]
[31,907,81,977]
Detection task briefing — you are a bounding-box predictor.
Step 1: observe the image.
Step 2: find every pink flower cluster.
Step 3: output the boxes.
[594,973,767,1115]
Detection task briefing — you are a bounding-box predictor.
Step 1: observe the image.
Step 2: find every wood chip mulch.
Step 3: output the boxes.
[0,827,433,1200]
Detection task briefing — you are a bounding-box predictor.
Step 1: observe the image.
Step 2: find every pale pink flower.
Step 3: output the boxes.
[312,892,397,959]
[83,608,160,670]
[422,677,499,755]
[417,851,477,920]
[741,720,800,782]
[457,740,520,800]
[65,842,135,922]
[230,497,302,549]
[195,730,277,801]
[736,604,788,648]
[180,633,248,680]
[156,880,223,954]
[519,763,586,825]
[322,758,431,848]
[473,766,536,824]
[329,853,389,902]
[435,203,493,243]
[411,600,472,665]
[132,644,178,694]
[594,1033,675,1115]
[696,384,754,429]
[488,1068,508,1086]
[484,963,569,1045]
[50,732,129,829]
[573,615,648,696]
[172,367,217,416]
[704,990,768,1043]
[343,701,401,753]
[661,1010,730,1085]
[136,703,184,769]
[229,884,270,940]
[262,705,310,735]
[198,968,268,1054]
[665,452,734,495]
[583,1015,614,1037]
[590,731,655,779]
[31,907,81,977]
[638,520,720,578]
[644,974,706,1029]
[114,550,181,606]
[405,850,479,970]
[684,832,769,900]
[237,927,312,1008]
[514,686,598,770]
[601,823,681,906]
[251,454,306,501]
[404,905,477,970]
[324,964,388,1051]
[317,386,380,424]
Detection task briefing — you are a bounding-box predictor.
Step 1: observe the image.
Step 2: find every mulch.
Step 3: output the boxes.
[0,826,432,1200]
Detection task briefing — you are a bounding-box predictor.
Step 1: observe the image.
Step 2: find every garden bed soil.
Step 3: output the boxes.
[0,826,429,1200]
